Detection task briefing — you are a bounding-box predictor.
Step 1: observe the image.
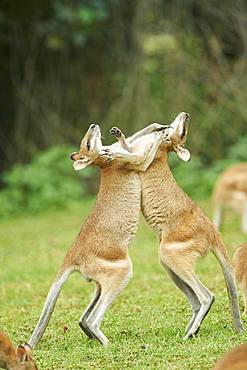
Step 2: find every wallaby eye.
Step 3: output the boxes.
[86,140,90,151]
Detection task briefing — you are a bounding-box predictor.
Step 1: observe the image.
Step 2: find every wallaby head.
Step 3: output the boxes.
[0,331,38,370]
[13,346,37,370]
[158,112,190,162]
[70,123,109,170]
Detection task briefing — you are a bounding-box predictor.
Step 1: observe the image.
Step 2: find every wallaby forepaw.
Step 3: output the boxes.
[99,148,114,163]
[109,127,122,138]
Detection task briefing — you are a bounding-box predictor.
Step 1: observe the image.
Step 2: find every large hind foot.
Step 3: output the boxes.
[234,320,244,333]
[184,295,215,339]
[79,319,109,346]
[80,320,109,346]
[184,308,200,335]
[79,320,95,339]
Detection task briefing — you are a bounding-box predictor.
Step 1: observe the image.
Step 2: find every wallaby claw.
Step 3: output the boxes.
[100,148,114,163]
[110,127,122,138]
[156,124,170,132]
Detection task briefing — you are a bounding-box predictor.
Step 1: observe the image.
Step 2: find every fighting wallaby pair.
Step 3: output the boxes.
[0,330,37,370]
[26,113,243,349]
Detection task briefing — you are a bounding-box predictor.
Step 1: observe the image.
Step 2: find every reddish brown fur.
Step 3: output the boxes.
[0,331,37,370]
[213,343,247,370]
[114,113,243,337]
[61,165,140,276]
[141,153,227,258]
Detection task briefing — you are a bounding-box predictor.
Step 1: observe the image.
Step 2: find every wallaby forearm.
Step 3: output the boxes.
[127,123,168,144]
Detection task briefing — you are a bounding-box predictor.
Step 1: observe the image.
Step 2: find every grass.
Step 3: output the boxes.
[0,199,247,369]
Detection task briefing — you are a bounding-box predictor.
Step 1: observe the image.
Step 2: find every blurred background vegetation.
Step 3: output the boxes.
[0,0,246,218]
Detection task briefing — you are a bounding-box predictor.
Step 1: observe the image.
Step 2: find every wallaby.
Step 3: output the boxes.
[0,330,37,370]
[111,112,244,339]
[213,343,247,370]
[213,163,247,233]
[233,242,247,314]
[25,123,169,349]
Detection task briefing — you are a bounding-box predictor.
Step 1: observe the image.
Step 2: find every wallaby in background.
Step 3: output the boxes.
[111,112,244,339]
[213,343,247,370]
[212,163,247,233]
[25,123,169,349]
[233,242,247,314]
[0,331,37,370]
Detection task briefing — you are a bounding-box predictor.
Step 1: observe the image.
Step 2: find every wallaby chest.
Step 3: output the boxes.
[140,160,189,237]
[82,169,141,248]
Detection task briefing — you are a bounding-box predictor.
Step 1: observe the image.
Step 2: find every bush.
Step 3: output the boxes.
[0,146,96,218]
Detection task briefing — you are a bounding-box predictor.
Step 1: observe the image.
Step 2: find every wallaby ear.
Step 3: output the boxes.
[70,152,81,161]
[175,145,191,162]
[73,159,91,171]
[16,346,27,362]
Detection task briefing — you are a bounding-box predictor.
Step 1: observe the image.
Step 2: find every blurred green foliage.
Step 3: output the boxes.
[47,2,108,49]
[0,0,246,217]
[0,146,96,218]
[0,0,246,169]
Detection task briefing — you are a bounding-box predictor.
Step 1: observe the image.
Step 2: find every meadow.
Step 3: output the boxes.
[0,199,247,369]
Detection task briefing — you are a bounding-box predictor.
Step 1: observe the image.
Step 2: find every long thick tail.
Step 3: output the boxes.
[26,268,73,349]
[213,240,244,333]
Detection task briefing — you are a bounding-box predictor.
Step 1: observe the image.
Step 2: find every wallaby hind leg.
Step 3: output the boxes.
[82,258,133,346]
[27,267,73,349]
[239,282,247,315]
[79,282,101,339]
[182,274,215,339]
[213,248,244,332]
[159,242,214,339]
[161,262,201,334]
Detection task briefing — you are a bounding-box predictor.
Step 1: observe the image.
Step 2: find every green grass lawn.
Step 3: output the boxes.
[0,199,247,369]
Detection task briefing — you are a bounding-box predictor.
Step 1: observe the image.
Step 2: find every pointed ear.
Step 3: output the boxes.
[73,159,91,171]
[175,146,191,162]
[16,346,27,362]
[70,152,81,161]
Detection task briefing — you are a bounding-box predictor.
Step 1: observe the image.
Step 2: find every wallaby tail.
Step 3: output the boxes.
[213,240,244,333]
[26,267,74,349]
